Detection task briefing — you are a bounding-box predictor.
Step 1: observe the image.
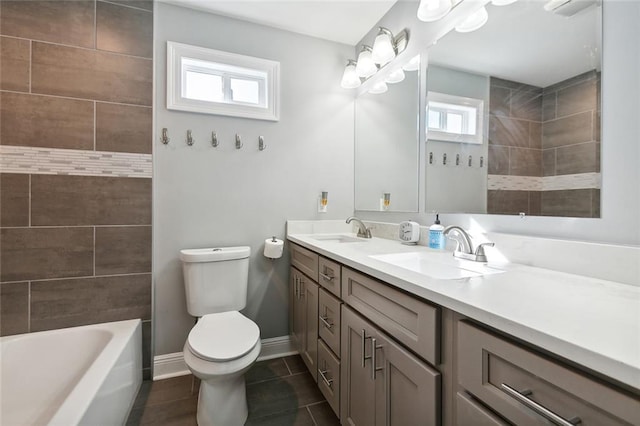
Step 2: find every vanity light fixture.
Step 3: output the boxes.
[356,46,377,78]
[402,55,421,71]
[385,68,406,84]
[372,28,397,65]
[340,60,361,89]
[417,0,453,22]
[369,81,388,94]
[455,6,489,33]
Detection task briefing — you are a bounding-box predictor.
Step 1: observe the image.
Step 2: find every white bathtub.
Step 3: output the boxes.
[0,319,142,426]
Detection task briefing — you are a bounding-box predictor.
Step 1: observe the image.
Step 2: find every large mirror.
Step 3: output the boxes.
[425,0,601,218]
[354,64,420,212]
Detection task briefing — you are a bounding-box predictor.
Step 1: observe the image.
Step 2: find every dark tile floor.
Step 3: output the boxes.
[126,355,340,426]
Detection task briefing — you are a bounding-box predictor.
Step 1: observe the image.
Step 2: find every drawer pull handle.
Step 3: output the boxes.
[320,272,334,281]
[294,277,299,299]
[318,368,333,388]
[501,383,582,426]
[371,338,384,380]
[361,329,372,368]
[319,315,333,329]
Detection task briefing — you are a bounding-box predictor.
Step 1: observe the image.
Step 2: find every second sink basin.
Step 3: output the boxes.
[370,251,504,280]
[311,234,367,243]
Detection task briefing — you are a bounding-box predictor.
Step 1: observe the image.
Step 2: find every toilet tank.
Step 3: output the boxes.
[180,246,251,317]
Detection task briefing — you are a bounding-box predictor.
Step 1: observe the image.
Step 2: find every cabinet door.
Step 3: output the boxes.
[374,328,441,426]
[341,306,377,426]
[319,288,341,356]
[300,275,319,382]
[290,268,304,353]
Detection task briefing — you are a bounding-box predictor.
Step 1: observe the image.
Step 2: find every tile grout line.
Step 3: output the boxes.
[100,0,154,13]
[94,101,97,151]
[29,40,32,93]
[32,39,153,61]
[28,174,31,227]
[0,88,153,108]
[27,281,32,332]
[306,405,319,426]
[283,357,294,376]
[93,226,96,277]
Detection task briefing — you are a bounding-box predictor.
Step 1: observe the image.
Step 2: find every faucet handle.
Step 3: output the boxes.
[474,242,495,262]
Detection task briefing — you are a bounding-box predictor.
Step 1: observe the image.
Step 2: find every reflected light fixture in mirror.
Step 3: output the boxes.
[385,68,406,83]
[356,46,377,78]
[369,81,388,94]
[372,28,396,65]
[455,6,489,32]
[417,0,453,22]
[341,60,361,88]
[403,55,421,71]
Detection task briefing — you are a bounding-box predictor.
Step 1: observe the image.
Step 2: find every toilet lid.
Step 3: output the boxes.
[187,311,260,362]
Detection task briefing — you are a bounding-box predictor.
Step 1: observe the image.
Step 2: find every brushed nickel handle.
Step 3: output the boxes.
[361,329,372,368]
[319,315,333,329]
[371,338,384,380]
[319,272,334,281]
[318,368,333,388]
[299,278,305,298]
[295,277,299,299]
[501,383,581,426]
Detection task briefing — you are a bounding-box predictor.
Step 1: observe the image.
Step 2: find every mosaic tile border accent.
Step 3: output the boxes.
[488,173,601,191]
[0,145,152,178]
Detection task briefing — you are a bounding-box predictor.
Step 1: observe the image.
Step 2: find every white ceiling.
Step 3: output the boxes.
[428,0,601,87]
[162,0,398,45]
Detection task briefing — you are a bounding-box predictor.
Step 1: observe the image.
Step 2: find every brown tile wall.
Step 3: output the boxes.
[487,73,601,217]
[0,0,153,378]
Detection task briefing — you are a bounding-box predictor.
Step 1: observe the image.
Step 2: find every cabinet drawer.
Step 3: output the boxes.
[458,321,640,426]
[317,338,341,418]
[319,288,341,357]
[456,392,508,426]
[291,243,318,281]
[341,267,440,365]
[318,256,341,297]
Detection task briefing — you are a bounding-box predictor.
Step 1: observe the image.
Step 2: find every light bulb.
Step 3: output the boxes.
[417,0,452,22]
[385,69,405,84]
[355,46,377,78]
[372,28,395,66]
[340,60,361,89]
[455,6,489,33]
[369,82,388,95]
[402,55,421,72]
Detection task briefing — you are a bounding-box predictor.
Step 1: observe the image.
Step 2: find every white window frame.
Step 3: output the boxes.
[426,91,484,144]
[167,41,280,121]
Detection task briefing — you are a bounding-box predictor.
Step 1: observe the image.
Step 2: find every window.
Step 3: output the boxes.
[167,42,280,121]
[426,92,484,144]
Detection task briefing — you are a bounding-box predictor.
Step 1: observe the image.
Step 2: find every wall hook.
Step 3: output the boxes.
[161,128,170,145]
[235,134,243,149]
[186,130,194,146]
[429,152,433,164]
[480,156,484,168]
[468,155,472,167]
[258,136,266,151]
[211,131,218,147]
[443,153,447,165]
[456,154,460,166]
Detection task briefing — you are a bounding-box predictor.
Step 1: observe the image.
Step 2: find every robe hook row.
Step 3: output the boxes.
[428,152,483,168]
[160,128,266,150]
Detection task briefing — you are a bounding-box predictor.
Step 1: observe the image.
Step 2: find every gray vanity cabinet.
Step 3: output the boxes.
[457,321,640,426]
[341,305,441,426]
[290,266,318,382]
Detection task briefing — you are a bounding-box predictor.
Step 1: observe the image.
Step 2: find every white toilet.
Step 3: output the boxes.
[180,246,261,426]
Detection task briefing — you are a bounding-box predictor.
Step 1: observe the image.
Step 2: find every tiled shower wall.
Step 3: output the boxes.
[0,0,153,378]
[487,72,600,217]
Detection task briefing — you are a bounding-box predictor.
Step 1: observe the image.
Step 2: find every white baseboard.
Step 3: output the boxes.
[153,335,296,381]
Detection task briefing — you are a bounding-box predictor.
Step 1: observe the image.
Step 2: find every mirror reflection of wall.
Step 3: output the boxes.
[425,0,601,218]
[354,65,420,212]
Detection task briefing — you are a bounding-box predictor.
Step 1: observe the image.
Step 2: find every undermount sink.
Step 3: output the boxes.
[311,234,367,243]
[370,251,504,280]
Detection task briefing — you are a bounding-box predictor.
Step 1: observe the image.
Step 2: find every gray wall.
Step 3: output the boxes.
[355,70,419,212]
[154,3,355,355]
[425,65,489,214]
[356,1,640,246]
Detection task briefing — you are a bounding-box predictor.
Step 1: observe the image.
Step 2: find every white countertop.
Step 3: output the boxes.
[287,230,640,390]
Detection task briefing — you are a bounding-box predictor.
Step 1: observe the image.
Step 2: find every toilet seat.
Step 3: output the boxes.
[187,311,260,362]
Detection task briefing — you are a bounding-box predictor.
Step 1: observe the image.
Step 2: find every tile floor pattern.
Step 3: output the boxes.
[127,355,341,426]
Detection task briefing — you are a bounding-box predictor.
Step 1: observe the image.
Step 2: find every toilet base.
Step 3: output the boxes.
[196,374,248,426]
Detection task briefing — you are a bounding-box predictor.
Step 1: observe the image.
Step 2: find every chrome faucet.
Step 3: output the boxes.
[346,216,372,239]
[443,225,494,262]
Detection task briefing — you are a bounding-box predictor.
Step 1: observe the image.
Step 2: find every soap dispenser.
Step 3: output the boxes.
[428,214,445,249]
